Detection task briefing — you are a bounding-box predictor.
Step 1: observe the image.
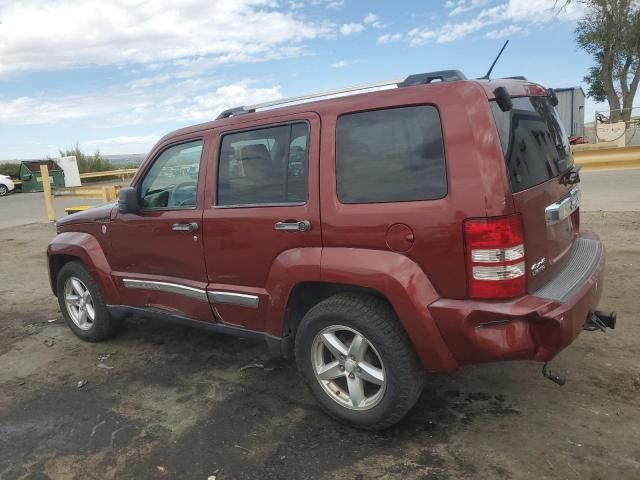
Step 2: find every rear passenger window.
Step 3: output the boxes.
[336,106,446,204]
[217,122,308,206]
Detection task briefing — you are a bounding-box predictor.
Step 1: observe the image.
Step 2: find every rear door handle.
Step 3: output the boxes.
[172,222,199,232]
[274,220,311,232]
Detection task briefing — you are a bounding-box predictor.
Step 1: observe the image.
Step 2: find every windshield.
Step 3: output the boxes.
[490,96,572,193]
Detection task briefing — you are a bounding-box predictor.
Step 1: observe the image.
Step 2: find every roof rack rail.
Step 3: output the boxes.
[502,76,528,81]
[398,69,466,87]
[216,69,467,119]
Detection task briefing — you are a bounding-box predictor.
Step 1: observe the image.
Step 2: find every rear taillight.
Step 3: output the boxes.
[464,214,526,299]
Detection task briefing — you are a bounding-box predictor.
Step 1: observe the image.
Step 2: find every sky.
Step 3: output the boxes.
[0,0,618,160]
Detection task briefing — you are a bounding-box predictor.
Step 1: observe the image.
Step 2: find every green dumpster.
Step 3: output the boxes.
[19,160,66,193]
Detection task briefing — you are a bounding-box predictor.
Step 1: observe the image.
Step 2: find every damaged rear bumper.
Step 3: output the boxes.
[429,231,609,366]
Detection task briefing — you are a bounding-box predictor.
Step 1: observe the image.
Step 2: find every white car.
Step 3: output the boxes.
[0,175,16,196]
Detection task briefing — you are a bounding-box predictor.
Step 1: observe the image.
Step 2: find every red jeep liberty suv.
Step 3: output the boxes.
[48,70,615,430]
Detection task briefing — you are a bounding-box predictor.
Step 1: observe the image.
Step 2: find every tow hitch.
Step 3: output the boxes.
[584,310,617,332]
[543,311,618,386]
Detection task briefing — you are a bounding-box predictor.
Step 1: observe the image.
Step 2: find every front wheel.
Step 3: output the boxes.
[0,184,8,196]
[56,261,122,342]
[295,293,424,430]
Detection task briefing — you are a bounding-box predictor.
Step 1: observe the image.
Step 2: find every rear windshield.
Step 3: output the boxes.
[490,96,572,193]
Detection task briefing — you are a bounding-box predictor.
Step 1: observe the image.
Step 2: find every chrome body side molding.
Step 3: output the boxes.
[122,279,209,302]
[123,279,261,309]
[207,291,260,309]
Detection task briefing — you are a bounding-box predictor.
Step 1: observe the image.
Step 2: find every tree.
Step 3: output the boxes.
[574,0,640,122]
[59,142,113,173]
[582,66,608,102]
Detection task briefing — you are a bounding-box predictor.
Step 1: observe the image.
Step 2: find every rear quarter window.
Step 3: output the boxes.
[491,96,572,193]
[336,105,447,204]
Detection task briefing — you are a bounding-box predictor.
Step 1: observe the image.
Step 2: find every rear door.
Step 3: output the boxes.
[202,113,321,332]
[490,95,578,291]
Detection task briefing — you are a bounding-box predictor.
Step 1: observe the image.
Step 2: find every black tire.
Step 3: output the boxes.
[56,260,122,342]
[295,292,424,430]
[0,184,8,196]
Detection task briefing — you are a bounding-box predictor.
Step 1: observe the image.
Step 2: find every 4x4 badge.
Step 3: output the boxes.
[531,257,547,277]
[531,258,547,276]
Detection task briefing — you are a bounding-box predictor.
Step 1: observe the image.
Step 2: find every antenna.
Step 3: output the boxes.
[480,40,509,80]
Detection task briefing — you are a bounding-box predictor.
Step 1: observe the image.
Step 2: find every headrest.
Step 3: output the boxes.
[241,144,270,161]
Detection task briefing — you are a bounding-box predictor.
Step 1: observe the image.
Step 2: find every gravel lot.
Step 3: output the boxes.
[1,186,639,479]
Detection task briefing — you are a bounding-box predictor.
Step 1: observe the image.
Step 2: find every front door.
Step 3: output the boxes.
[202,113,321,332]
[110,133,215,322]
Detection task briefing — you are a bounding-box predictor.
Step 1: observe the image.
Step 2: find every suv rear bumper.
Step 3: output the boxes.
[429,231,606,366]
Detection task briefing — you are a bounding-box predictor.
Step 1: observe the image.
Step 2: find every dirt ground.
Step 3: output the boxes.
[1,212,639,480]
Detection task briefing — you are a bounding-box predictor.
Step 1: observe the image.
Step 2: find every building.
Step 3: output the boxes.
[554,87,586,138]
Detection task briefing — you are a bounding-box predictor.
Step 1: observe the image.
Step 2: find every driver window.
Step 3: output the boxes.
[140,140,203,209]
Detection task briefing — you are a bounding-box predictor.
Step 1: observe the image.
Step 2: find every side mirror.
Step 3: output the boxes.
[547,88,559,107]
[118,187,140,214]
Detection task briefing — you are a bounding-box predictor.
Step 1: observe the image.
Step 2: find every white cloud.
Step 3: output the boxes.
[477,0,584,24]
[0,0,333,75]
[174,83,281,121]
[448,0,490,16]
[288,1,304,9]
[406,0,584,45]
[330,60,349,68]
[83,134,160,148]
[325,0,344,9]
[363,12,386,28]
[0,96,122,125]
[340,23,364,35]
[364,13,378,24]
[501,0,584,23]
[0,80,282,126]
[377,33,403,44]
[485,25,525,39]
[408,17,488,45]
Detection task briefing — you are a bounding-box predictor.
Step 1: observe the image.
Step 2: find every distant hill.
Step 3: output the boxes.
[1,153,148,166]
[103,154,147,167]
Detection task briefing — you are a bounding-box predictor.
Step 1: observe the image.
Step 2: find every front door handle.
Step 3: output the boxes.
[274,220,311,232]
[172,222,199,232]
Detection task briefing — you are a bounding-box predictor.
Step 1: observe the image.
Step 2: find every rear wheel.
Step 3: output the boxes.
[295,293,424,430]
[56,261,122,342]
[0,184,8,196]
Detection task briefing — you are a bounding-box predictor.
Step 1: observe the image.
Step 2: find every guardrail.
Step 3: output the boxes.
[13,167,137,186]
[78,168,138,180]
[573,145,640,171]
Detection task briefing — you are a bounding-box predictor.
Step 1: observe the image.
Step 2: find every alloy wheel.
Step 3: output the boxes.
[311,325,386,410]
[63,276,96,331]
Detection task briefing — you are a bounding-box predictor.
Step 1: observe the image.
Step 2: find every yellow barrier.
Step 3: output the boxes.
[573,145,640,171]
[40,165,56,221]
[79,168,138,180]
[41,164,120,221]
